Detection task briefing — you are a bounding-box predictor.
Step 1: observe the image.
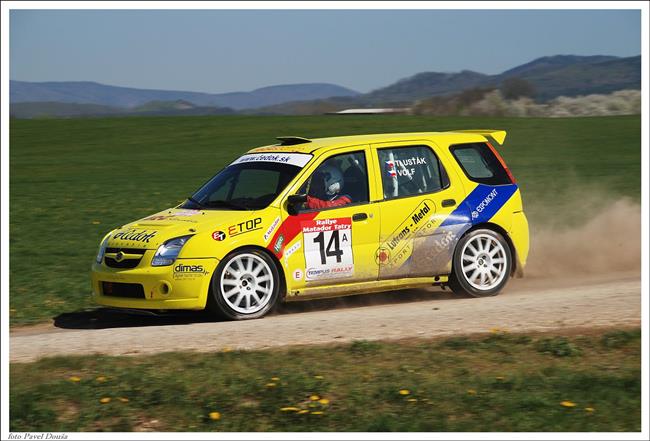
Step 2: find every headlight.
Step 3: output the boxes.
[151,235,193,266]
[95,235,110,264]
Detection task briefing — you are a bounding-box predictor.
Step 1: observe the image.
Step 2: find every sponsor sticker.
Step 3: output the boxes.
[228,218,262,237]
[144,210,201,222]
[264,216,281,242]
[230,153,312,168]
[301,218,354,281]
[378,200,438,269]
[474,188,498,217]
[173,263,209,280]
[284,240,302,264]
[111,228,157,243]
[374,247,391,265]
[273,234,285,253]
[292,269,304,281]
[212,231,226,241]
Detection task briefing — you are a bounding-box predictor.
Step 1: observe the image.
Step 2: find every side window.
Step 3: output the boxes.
[451,143,512,185]
[298,151,369,211]
[377,145,447,200]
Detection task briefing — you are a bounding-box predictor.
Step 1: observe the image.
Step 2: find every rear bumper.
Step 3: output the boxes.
[91,257,218,310]
[509,211,530,277]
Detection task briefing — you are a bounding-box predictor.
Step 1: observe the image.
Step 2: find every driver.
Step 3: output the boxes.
[306,165,352,209]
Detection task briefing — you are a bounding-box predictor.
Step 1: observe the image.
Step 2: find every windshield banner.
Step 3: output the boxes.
[230,153,312,168]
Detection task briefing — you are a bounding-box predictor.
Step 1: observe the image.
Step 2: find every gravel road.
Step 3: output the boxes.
[10,272,640,363]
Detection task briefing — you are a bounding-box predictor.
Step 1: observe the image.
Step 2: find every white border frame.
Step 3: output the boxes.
[1,2,648,440]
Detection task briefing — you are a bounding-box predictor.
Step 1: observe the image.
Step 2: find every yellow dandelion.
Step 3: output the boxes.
[407,398,418,402]
[585,407,595,412]
[318,398,330,405]
[314,375,324,379]
[118,397,129,403]
[280,407,300,412]
[311,411,324,415]
[96,376,107,382]
[297,409,309,415]
[560,401,577,408]
[271,377,280,381]
[495,376,505,381]
[266,383,277,388]
[68,376,81,382]
[99,397,111,404]
[467,389,477,395]
[310,394,320,401]
[209,411,221,420]
[398,389,410,395]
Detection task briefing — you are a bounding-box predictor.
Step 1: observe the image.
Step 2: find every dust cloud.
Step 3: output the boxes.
[525,198,641,278]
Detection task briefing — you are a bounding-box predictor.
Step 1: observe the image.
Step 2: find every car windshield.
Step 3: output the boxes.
[181,153,311,210]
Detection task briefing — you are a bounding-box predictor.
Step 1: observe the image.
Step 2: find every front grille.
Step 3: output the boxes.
[101,282,146,299]
[104,247,146,269]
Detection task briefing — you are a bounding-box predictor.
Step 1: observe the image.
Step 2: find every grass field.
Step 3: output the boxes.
[9,115,641,325]
[10,328,641,432]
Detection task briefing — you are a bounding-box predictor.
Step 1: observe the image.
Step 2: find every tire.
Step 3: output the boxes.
[207,248,281,320]
[449,228,512,297]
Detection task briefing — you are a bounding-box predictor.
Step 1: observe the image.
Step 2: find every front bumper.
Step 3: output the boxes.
[91,252,219,310]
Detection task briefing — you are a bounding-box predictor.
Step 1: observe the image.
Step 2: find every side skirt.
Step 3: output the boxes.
[285,275,450,301]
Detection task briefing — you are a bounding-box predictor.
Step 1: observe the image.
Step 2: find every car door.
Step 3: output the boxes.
[371,140,466,279]
[279,146,381,290]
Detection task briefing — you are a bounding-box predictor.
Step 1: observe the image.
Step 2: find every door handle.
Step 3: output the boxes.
[352,213,368,222]
[441,199,456,207]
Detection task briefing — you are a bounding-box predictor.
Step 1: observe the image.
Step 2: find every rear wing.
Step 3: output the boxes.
[447,129,507,146]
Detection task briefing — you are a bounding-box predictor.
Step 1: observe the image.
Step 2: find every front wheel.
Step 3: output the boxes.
[449,229,512,297]
[207,249,281,320]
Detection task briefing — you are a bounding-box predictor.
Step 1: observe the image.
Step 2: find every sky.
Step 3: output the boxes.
[9,9,641,94]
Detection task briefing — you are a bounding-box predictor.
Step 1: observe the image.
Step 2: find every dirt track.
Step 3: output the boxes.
[10,272,640,363]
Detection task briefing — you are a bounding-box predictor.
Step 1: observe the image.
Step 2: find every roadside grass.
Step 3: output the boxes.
[9,115,640,325]
[10,328,640,432]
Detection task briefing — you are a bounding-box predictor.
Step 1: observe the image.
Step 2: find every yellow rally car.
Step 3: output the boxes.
[92,130,529,320]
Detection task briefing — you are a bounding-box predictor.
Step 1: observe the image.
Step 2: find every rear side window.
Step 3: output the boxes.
[377,145,449,200]
[451,143,512,185]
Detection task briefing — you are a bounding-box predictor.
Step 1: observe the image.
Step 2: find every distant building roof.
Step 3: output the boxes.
[328,108,411,115]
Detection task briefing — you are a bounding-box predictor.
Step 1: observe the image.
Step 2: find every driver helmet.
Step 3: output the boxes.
[319,165,345,196]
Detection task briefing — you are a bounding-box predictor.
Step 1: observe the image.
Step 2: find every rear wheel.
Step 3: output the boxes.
[449,229,512,297]
[208,249,280,320]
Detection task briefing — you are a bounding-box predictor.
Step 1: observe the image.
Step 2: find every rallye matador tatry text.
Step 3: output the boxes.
[92,131,529,320]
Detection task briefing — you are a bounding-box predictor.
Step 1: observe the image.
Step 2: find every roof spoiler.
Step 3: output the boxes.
[276,136,312,146]
[447,130,507,146]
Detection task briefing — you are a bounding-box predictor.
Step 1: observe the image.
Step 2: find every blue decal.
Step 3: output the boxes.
[440,184,518,228]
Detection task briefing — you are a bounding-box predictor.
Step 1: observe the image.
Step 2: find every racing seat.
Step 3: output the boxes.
[343,161,368,203]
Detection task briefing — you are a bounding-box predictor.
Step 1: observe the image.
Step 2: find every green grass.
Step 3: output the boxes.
[10,329,641,432]
[9,115,641,325]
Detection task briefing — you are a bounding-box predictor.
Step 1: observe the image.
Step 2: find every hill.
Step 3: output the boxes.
[9,81,360,110]
[10,99,235,118]
[252,55,641,114]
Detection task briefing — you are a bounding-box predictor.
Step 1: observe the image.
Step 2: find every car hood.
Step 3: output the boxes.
[106,208,256,249]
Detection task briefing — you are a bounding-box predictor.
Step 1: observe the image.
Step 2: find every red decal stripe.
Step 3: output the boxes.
[267,212,319,258]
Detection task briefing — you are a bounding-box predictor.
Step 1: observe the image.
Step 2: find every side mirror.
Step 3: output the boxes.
[286,194,307,215]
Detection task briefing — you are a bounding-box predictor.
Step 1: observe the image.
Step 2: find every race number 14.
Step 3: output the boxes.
[301,218,353,280]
